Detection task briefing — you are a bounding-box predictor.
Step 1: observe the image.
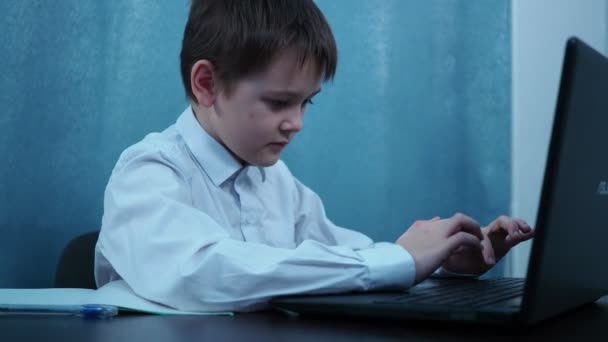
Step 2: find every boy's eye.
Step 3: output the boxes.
[265,99,290,109]
[264,97,315,110]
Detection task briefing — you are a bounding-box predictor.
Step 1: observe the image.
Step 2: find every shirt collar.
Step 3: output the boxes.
[175,106,266,186]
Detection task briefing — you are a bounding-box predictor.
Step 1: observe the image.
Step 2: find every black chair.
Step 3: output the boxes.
[54,231,99,289]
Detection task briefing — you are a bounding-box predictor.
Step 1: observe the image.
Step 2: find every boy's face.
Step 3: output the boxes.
[202,48,322,167]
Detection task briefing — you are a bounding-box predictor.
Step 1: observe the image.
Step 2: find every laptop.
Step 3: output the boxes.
[271,37,608,326]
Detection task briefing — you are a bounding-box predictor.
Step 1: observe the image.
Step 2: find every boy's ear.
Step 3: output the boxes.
[191,60,217,107]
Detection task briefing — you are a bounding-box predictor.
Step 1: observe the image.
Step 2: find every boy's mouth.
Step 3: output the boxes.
[268,141,288,149]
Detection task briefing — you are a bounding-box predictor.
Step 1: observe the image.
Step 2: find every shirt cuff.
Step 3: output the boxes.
[357,242,416,291]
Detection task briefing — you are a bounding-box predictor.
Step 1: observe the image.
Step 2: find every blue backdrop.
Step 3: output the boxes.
[0,0,510,288]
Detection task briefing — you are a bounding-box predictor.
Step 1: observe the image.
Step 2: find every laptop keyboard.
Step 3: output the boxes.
[381,278,525,308]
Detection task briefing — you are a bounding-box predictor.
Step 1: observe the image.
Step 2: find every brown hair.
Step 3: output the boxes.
[180,0,337,101]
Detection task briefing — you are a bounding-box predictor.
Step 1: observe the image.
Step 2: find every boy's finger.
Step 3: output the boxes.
[514,218,533,233]
[447,213,483,240]
[447,231,483,253]
[506,227,536,247]
[496,216,520,240]
[509,221,520,239]
[519,229,536,241]
[482,238,496,265]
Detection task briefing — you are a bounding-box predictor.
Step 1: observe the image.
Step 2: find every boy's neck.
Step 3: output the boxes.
[191,102,213,137]
[190,102,248,167]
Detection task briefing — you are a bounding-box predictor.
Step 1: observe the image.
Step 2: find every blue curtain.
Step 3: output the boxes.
[0,0,510,287]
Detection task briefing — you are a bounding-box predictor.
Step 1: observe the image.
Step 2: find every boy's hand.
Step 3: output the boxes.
[396,213,484,284]
[441,216,535,275]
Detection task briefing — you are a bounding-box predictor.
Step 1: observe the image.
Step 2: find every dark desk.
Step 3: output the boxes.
[3,297,607,341]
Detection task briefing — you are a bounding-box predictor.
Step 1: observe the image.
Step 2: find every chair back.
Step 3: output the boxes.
[54,231,99,289]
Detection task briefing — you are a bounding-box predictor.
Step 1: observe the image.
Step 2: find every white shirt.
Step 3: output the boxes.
[95,106,415,312]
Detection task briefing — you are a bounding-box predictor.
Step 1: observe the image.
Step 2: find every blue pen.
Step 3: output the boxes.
[0,304,119,319]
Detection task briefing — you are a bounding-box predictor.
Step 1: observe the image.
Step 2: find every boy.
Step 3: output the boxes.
[95,0,534,312]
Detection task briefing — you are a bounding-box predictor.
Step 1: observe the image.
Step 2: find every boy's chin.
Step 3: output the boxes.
[255,159,280,167]
[250,155,281,167]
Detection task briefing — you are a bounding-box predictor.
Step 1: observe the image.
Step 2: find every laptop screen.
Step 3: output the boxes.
[522,37,608,323]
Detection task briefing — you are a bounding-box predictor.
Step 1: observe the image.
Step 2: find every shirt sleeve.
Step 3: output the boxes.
[291,177,416,291]
[96,147,414,313]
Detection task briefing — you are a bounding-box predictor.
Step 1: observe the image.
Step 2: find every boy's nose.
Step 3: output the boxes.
[280,113,303,133]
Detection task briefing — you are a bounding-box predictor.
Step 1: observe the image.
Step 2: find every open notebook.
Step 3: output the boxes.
[0,280,232,316]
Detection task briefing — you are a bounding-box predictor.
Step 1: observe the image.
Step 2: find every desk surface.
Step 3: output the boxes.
[3,297,607,341]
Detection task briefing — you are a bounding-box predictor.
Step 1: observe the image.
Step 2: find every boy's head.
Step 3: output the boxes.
[180,0,337,100]
[179,0,338,167]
